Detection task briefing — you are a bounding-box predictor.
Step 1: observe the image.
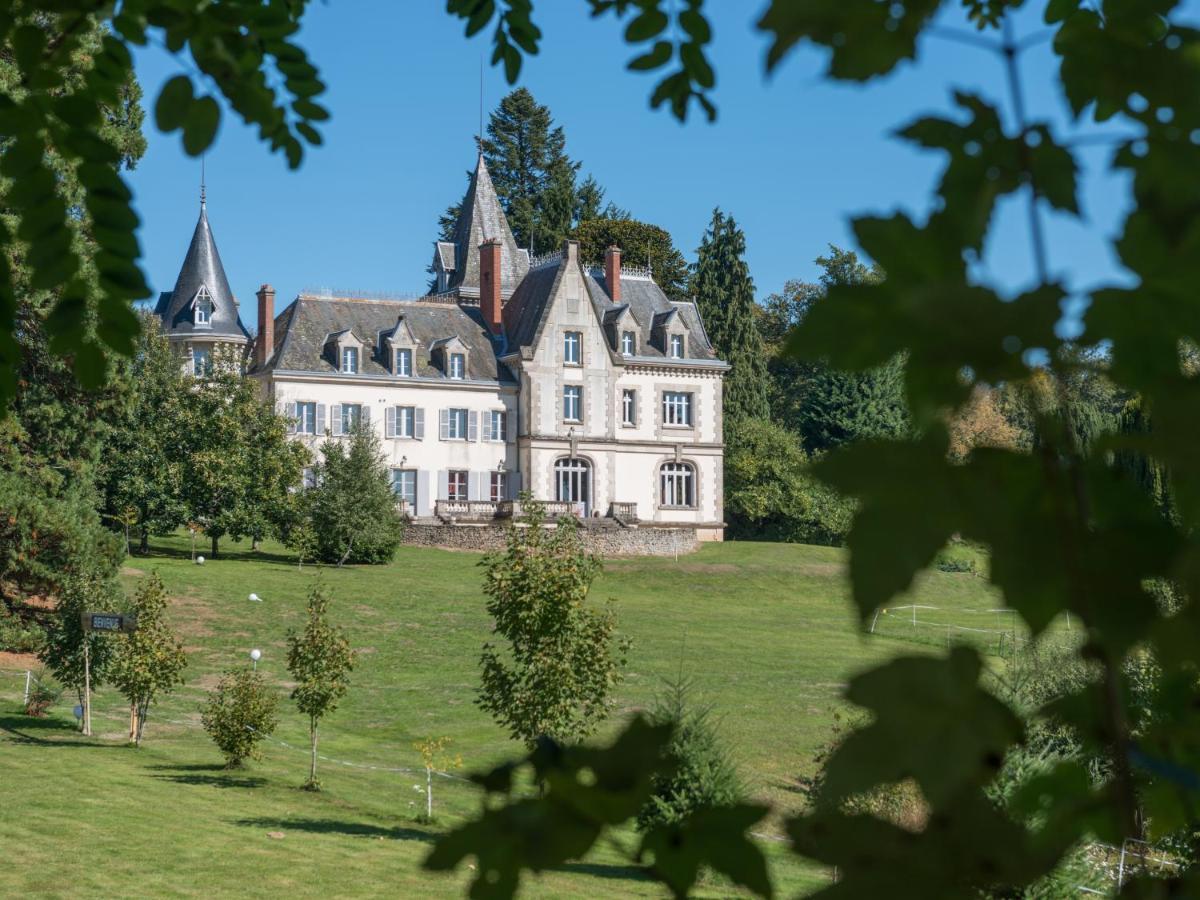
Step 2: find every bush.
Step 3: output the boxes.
[0,607,45,653]
[200,668,279,768]
[24,670,61,717]
[637,680,742,831]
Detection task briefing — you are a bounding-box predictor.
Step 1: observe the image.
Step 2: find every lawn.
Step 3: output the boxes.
[0,535,1010,898]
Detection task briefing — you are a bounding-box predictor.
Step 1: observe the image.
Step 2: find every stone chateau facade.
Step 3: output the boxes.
[156,155,729,541]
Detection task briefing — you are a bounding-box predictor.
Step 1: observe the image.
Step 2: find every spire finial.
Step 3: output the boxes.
[478,56,484,156]
[200,155,206,209]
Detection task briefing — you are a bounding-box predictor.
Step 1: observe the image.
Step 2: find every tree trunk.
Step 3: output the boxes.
[129,703,137,744]
[309,717,319,787]
[252,535,260,552]
[426,768,433,819]
[211,534,219,558]
[136,702,148,746]
[338,534,354,568]
[123,524,131,558]
[139,526,149,555]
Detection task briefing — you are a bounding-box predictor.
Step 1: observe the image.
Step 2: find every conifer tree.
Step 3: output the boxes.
[692,209,770,426]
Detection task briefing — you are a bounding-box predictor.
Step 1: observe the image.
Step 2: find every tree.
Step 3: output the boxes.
[477,499,629,747]
[692,209,770,426]
[40,574,123,730]
[770,247,910,454]
[947,385,1022,462]
[200,667,279,769]
[572,218,690,301]
[109,572,187,746]
[286,582,355,790]
[414,737,463,822]
[306,422,404,566]
[637,679,743,831]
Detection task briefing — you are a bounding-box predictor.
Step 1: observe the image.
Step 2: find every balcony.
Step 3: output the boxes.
[608,502,639,523]
[435,500,505,522]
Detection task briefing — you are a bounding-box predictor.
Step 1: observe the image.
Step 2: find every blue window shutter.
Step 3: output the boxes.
[468,411,479,442]
[385,406,396,439]
[415,407,425,440]
[331,404,343,436]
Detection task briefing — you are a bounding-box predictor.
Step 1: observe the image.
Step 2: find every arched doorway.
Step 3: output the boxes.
[554,457,591,516]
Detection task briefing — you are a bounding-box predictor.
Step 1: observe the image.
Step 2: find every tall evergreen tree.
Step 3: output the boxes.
[692,209,770,425]
[767,247,910,453]
[573,218,689,301]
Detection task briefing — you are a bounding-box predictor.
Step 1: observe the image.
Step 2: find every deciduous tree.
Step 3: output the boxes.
[201,667,279,769]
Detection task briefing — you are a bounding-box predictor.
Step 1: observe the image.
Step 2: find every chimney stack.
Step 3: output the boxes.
[479,239,503,336]
[255,283,275,367]
[605,245,622,304]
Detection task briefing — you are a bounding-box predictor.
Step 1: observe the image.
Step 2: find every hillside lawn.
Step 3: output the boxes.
[0,535,1011,898]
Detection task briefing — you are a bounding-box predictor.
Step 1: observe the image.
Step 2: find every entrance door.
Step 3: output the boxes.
[554,457,590,517]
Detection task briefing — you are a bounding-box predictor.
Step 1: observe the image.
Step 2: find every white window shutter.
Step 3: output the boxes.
[437,470,449,500]
[362,405,371,424]
[316,403,327,434]
[415,408,425,440]
[482,412,493,442]
[439,409,448,441]
[385,406,396,439]
[468,411,479,441]
[467,471,478,502]
[284,402,296,434]
[331,404,343,436]
[417,470,430,515]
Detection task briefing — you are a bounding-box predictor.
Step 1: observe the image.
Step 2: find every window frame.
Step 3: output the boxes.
[395,347,413,377]
[447,407,469,440]
[341,346,359,374]
[396,405,416,439]
[621,389,637,427]
[563,384,583,423]
[489,410,507,442]
[659,462,697,509]
[669,334,685,359]
[661,391,693,428]
[620,330,635,356]
[296,401,318,435]
[449,352,466,380]
[391,468,417,507]
[564,331,582,366]
[341,403,363,433]
[447,469,468,502]
[489,471,507,502]
[192,346,212,377]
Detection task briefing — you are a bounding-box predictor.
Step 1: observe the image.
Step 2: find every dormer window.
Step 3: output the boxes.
[193,286,213,327]
[449,353,465,379]
[341,347,359,374]
[670,334,685,359]
[395,348,413,376]
[621,331,635,356]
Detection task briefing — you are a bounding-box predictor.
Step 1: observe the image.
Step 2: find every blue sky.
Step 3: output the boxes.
[128,2,1198,324]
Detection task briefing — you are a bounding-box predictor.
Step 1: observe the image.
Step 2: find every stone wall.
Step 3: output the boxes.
[401,522,699,557]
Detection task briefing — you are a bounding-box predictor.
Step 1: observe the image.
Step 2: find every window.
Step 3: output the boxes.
[554,457,590,511]
[621,389,637,426]
[621,331,635,356]
[194,287,212,326]
[341,403,362,433]
[396,406,416,439]
[488,410,506,442]
[391,469,417,507]
[192,347,212,377]
[301,467,317,490]
[662,391,692,427]
[395,348,413,376]
[660,462,696,508]
[449,352,465,379]
[564,331,582,365]
[490,472,507,502]
[341,346,359,374]
[670,334,685,359]
[563,385,582,422]
[447,408,468,440]
[447,470,468,501]
[296,401,317,435]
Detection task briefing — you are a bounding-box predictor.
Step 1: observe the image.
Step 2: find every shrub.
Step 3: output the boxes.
[0,607,45,654]
[24,670,61,717]
[637,679,742,831]
[200,668,279,768]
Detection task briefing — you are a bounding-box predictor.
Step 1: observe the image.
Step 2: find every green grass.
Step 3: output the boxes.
[0,535,1014,898]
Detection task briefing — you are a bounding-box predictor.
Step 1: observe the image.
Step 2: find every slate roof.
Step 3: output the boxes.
[155,205,250,341]
[500,253,722,364]
[270,295,514,383]
[446,155,529,294]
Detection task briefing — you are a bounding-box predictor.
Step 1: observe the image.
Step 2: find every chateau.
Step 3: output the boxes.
[155,155,729,541]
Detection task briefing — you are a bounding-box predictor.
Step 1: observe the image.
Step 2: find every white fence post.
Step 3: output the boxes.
[23,670,31,706]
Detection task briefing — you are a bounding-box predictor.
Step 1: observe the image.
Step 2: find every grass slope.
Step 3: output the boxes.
[0,536,1004,898]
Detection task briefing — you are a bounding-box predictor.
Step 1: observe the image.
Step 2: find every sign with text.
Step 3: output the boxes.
[80,612,138,634]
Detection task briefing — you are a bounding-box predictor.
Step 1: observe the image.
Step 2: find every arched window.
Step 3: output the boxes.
[554,457,591,514]
[660,462,696,508]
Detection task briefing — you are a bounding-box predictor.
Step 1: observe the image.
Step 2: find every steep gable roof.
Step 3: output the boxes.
[158,204,249,341]
[446,155,528,295]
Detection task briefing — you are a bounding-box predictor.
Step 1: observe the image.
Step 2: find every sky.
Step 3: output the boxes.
[127,2,1200,329]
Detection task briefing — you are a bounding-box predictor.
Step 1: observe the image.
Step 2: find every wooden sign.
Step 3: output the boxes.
[80,612,138,634]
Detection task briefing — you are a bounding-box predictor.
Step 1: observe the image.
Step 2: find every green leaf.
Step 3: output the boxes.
[820,647,1021,807]
[182,96,221,156]
[155,75,194,132]
[629,40,672,71]
[640,804,772,899]
[625,10,669,43]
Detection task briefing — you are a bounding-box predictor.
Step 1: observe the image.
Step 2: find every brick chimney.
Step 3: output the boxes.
[479,238,503,336]
[604,245,622,304]
[255,283,275,367]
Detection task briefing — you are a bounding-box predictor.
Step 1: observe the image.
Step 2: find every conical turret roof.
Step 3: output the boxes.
[446,154,528,295]
[156,202,249,341]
